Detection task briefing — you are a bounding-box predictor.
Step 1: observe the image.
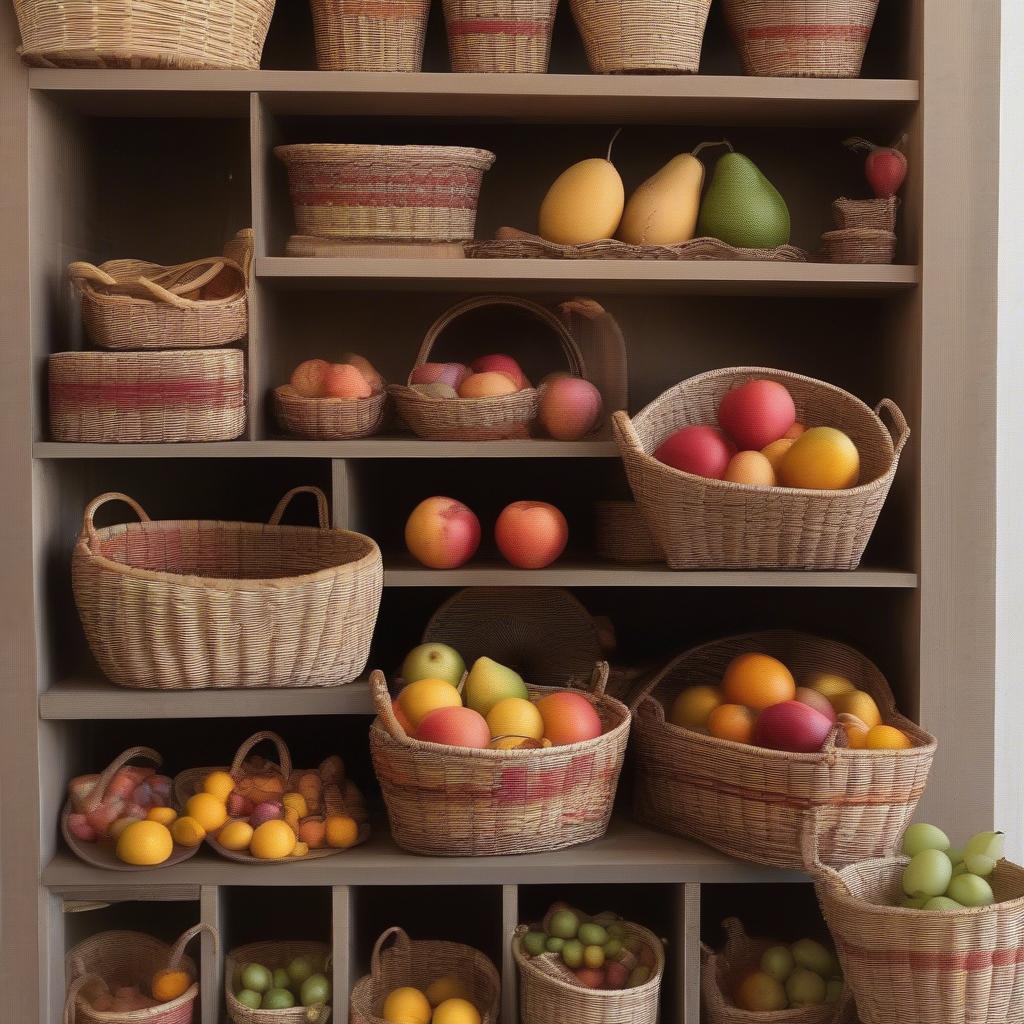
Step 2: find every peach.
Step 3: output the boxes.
[538,377,603,441]
[458,371,520,399]
[471,354,530,389]
[323,363,372,399]
[494,501,568,569]
[341,352,384,393]
[291,359,330,398]
[405,496,481,569]
[410,362,471,391]
[724,451,776,487]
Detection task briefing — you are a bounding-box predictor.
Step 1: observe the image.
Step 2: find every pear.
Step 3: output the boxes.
[463,656,528,717]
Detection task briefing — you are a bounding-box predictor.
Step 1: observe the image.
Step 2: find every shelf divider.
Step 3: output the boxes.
[332,885,353,1024]
[683,883,701,1024]
[501,884,518,1024]
[200,885,223,1024]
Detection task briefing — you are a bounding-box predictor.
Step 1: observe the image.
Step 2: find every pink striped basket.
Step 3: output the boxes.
[443,0,559,72]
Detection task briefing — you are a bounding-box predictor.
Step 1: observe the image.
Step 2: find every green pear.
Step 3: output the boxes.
[464,656,528,716]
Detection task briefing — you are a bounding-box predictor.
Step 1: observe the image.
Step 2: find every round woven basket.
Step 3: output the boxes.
[225,941,332,1024]
[820,229,897,265]
[309,0,430,71]
[351,927,500,1024]
[594,500,664,563]
[722,0,880,78]
[612,367,910,571]
[832,197,900,232]
[72,487,382,689]
[272,387,388,440]
[631,631,936,870]
[443,0,559,72]
[569,0,713,73]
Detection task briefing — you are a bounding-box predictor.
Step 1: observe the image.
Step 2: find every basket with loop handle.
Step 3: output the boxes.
[65,923,216,1024]
[72,487,382,690]
[350,927,501,1024]
[309,0,431,71]
[443,0,559,73]
[226,941,333,1024]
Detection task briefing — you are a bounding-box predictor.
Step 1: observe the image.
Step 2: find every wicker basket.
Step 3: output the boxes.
[369,662,629,856]
[820,229,897,265]
[309,0,430,71]
[722,0,880,78]
[72,487,382,689]
[275,145,496,243]
[832,197,900,232]
[226,941,332,1024]
[569,0,713,73]
[612,367,910,571]
[443,0,559,72]
[272,387,388,440]
[595,501,663,563]
[68,230,252,351]
[632,631,936,870]
[351,927,500,1024]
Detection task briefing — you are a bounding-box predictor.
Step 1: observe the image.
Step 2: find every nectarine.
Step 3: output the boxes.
[405,496,481,569]
[538,377,603,441]
[458,371,520,399]
[291,359,330,398]
[323,363,372,399]
[494,501,568,569]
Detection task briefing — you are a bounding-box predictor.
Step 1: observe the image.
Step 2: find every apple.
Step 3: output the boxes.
[654,426,736,479]
[401,643,466,687]
[717,380,797,451]
[753,701,834,754]
[471,354,530,389]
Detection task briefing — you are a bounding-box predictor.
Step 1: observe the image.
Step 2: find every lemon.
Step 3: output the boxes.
[282,792,308,818]
[171,816,206,848]
[425,978,469,1007]
[486,697,544,741]
[186,792,228,833]
[382,987,431,1024]
[147,806,178,826]
[202,770,236,802]
[116,820,173,866]
[249,820,297,860]
[217,820,254,852]
[433,998,481,1024]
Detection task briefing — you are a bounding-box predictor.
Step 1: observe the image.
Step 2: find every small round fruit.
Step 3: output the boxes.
[794,686,837,723]
[603,939,622,959]
[405,496,481,570]
[262,988,295,1010]
[804,671,856,704]
[560,939,584,969]
[203,770,236,802]
[923,896,963,911]
[722,652,796,710]
[272,968,290,991]
[902,823,951,858]
[535,691,602,745]
[170,816,205,848]
[522,931,547,956]
[116,820,173,866]
[946,873,995,908]
[217,820,254,852]
[417,706,491,748]
[425,977,468,1007]
[494,501,569,570]
[236,989,261,1009]
[735,971,787,1012]
[628,966,651,988]
[833,691,882,728]
[717,379,797,451]
[326,815,360,849]
[300,974,331,1008]
[152,968,191,1003]
[398,677,463,730]
[185,792,228,833]
[147,806,177,826]
[401,643,466,688]
[582,945,605,969]
[791,939,838,978]
[668,685,723,730]
[249,820,297,860]
[240,963,272,994]
[287,957,314,987]
[383,986,430,1024]
[604,961,629,989]
[578,923,609,947]
[866,725,913,749]
[486,697,544,742]
[545,936,565,954]
[574,968,605,989]
[779,426,860,490]
[707,704,756,745]
[550,909,581,940]
[760,945,795,983]
[654,425,736,479]
[432,997,480,1024]
[826,979,843,1003]
[724,451,776,487]
[761,437,796,472]
[902,848,954,898]
[787,966,827,1007]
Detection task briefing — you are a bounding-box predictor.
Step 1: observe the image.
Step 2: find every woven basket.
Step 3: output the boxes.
[595,501,663,563]
[612,367,910,570]
[226,941,332,1024]
[68,230,252,351]
[275,145,496,243]
[569,0,713,73]
[632,631,937,870]
[65,924,215,1024]
[309,0,430,71]
[722,0,880,78]
[351,927,500,1024]
[72,487,382,689]
[832,197,899,232]
[369,662,630,856]
[443,0,559,72]
[820,229,897,265]
[272,387,388,440]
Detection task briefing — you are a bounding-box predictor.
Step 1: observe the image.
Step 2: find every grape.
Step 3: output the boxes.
[826,979,843,1003]
[760,945,794,983]
[578,923,609,947]
[791,939,835,978]
[786,967,826,1007]
[560,939,584,969]
[946,873,995,908]
[545,936,565,954]
[607,923,627,941]
[946,846,964,866]
[603,939,623,959]
[902,849,953,898]
[923,896,962,911]
[522,931,547,957]
[900,895,928,909]
[965,831,1005,861]
[902,823,950,858]
[582,945,605,969]
[965,854,998,877]
[550,910,580,940]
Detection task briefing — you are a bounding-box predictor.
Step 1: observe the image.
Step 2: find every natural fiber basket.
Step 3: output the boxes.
[369,662,630,856]
[226,941,332,1024]
[832,197,899,232]
[612,367,910,570]
[49,349,246,444]
[443,0,559,72]
[272,387,388,440]
[722,0,880,78]
[309,0,430,71]
[631,631,936,870]
[275,145,496,243]
[72,487,382,689]
[595,501,663,563]
[569,0,713,73]
[820,229,897,265]
[351,927,500,1024]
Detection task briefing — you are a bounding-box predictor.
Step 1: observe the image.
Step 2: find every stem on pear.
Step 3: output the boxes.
[606,127,623,162]
[691,139,734,158]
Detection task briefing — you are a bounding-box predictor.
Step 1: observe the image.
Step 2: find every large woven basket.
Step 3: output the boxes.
[722,0,880,78]
[369,662,630,856]
[226,941,332,1024]
[272,387,388,440]
[275,145,496,243]
[595,500,664,563]
[309,0,430,71]
[631,631,936,870]
[72,487,382,689]
[351,927,500,1024]
[612,367,910,570]
[569,0,712,73]
[443,0,559,72]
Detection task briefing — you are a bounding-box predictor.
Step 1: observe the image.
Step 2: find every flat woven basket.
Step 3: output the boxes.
[351,927,500,1024]
[368,662,630,856]
[721,0,880,78]
[569,0,713,73]
[820,229,897,265]
[595,501,664,563]
[443,0,559,72]
[309,0,430,71]
[612,367,910,570]
[832,197,899,232]
[631,631,936,870]
[275,145,496,243]
[226,941,332,1024]
[272,387,388,440]
[72,487,382,689]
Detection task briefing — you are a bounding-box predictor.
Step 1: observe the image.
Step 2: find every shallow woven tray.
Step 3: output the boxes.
[820,229,897,265]
[309,0,429,72]
[226,941,332,1024]
[285,236,467,259]
[443,0,559,73]
[272,387,388,441]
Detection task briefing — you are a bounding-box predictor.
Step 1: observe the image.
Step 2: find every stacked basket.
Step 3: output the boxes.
[821,197,900,265]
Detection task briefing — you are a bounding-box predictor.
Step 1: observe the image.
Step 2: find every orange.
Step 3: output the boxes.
[185,792,228,833]
[866,725,913,750]
[761,438,795,473]
[668,685,723,730]
[202,770,235,802]
[217,819,254,852]
[116,820,173,866]
[721,652,796,710]
[707,704,756,745]
[152,968,191,1003]
[170,816,205,848]
[839,714,869,749]
[326,815,359,849]
[779,427,860,490]
[146,806,177,827]
[249,820,297,860]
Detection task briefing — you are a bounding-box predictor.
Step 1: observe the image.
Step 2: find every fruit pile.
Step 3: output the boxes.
[898,823,1007,910]
[733,938,842,1011]
[670,651,916,754]
[232,954,331,1011]
[81,960,195,1011]
[283,354,384,400]
[382,979,481,1024]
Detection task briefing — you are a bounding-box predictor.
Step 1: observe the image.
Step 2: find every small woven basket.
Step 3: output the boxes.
[443,0,559,72]
[832,197,900,232]
[272,387,388,440]
[309,0,430,71]
[72,487,382,689]
[226,941,332,1024]
[275,145,496,243]
[569,0,713,73]
[350,927,500,1024]
[820,229,897,265]
[612,367,910,571]
[631,631,936,870]
[595,500,664,563]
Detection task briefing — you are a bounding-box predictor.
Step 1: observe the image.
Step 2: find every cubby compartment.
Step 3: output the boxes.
[700,882,830,950]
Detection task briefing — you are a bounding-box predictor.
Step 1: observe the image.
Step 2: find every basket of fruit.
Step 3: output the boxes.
[65,923,215,1024]
[226,941,332,1023]
[631,631,936,870]
[174,731,369,864]
[369,655,629,856]
[72,487,382,689]
[443,0,559,73]
[309,0,431,71]
[514,904,664,1024]
[350,926,501,1024]
[612,367,909,570]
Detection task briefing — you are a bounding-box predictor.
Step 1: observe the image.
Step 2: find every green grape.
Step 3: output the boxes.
[607,923,627,941]
[760,945,795,983]
[946,873,995,908]
[923,896,962,911]
[965,854,998,877]
[902,823,950,858]
[964,831,1005,862]
[946,846,964,866]
[791,939,834,978]
[786,967,827,1007]
[902,848,953,898]
[603,939,623,960]
[549,910,580,940]
[522,931,547,957]
[826,979,843,1003]
[545,936,565,954]
[900,895,929,909]
[578,923,609,947]
[561,939,584,969]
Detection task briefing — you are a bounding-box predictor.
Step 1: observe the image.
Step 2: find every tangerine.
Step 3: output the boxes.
[707,704,756,744]
[202,770,236,802]
[326,815,359,849]
[185,792,228,833]
[721,652,796,710]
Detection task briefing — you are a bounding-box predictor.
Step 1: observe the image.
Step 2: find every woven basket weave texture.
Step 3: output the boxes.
[443,0,559,72]
[310,0,430,71]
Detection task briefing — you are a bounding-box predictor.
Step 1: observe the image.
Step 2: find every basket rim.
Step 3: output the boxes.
[274,143,496,170]
[50,348,244,363]
[389,382,538,409]
[821,229,897,241]
[224,939,331,1019]
[273,385,387,408]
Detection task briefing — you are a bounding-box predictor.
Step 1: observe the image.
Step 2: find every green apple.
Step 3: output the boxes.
[261,988,295,1010]
[401,643,465,687]
[240,963,272,994]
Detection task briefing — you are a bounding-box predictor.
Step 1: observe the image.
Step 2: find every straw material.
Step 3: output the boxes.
[612,367,910,570]
[569,0,712,73]
[631,631,936,870]
[595,501,664,563]
[722,0,880,78]
[369,662,630,856]
[820,229,897,265]
[351,927,500,1024]
[225,942,331,1024]
[72,488,382,689]
[285,236,467,259]
[273,387,388,440]
[309,0,430,71]
[443,0,559,72]
[832,197,899,232]
[275,145,496,243]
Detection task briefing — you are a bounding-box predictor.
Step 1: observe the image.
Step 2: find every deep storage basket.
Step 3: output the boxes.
[226,941,332,1024]
[369,662,629,856]
[309,0,430,71]
[443,0,559,72]
[631,631,936,870]
[612,367,910,571]
[72,487,382,689]
[272,386,388,440]
[832,197,899,232]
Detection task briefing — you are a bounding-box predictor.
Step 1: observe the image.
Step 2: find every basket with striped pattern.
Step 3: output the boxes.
[443,0,559,72]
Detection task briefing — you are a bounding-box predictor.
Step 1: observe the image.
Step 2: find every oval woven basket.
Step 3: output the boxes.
[272,387,388,440]
[226,941,332,1024]
[595,500,664,563]
[612,367,910,571]
[309,0,430,71]
[443,0,559,72]
[71,487,382,690]
[631,631,936,870]
[369,662,630,856]
[351,927,501,1024]
[820,229,897,265]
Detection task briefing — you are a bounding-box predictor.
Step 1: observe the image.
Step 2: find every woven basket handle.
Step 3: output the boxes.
[67,262,118,289]
[611,410,643,455]
[229,731,292,781]
[168,922,219,972]
[148,258,225,292]
[80,492,151,545]
[81,746,162,814]
[64,973,107,1024]
[585,661,609,697]
[371,927,412,979]
[875,399,910,457]
[370,671,410,741]
[268,487,330,529]
[799,810,848,887]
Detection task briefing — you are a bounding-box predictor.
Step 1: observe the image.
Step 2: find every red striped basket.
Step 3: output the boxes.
[443,0,559,72]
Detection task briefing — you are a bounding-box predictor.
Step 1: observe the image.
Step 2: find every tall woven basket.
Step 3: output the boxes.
[225,941,332,1024]
[72,487,382,690]
[612,367,910,570]
[443,0,559,72]
[631,631,936,870]
[309,0,431,71]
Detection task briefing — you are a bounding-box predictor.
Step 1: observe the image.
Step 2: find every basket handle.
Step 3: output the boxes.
[80,492,151,545]
[167,922,219,973]
[370,671,410,741]
[611,410,643,455]
[799,810,848,887]
[148,258,226,293]
[64,973,107,1024]
[268,487,330,529]
[67,262,118,289]
[585,661,609,697]
[80,746,162,814]
[229,731,293,782]
[370,927,412,980]
[875,399,910,458]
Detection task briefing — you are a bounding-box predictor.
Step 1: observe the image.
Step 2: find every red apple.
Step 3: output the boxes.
[717,380,797,451]
[405,496,481,569]
[753,701,834,754]
[654,425,736,479]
